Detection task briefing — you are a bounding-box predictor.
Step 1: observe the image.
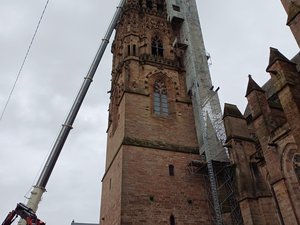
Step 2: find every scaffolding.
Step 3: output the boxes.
[167,0,244,224]
[187,160,244,225]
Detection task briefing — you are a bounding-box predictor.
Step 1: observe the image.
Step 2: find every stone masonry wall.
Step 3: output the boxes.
[121,145,212,225]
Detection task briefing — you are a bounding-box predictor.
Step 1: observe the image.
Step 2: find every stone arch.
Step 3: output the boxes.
[147,72,173,94]
[280,143,300,219]
[147,72,175,116]
[151,29,167,41]
[281,143,299,177]
[143,20,168,53]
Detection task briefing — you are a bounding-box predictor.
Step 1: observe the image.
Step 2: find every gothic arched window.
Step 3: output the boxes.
[293,154,300,182]
[154,80,168,115]
[151,36,164,57]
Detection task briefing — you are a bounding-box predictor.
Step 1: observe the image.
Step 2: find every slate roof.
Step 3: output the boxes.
[223,103,244,119]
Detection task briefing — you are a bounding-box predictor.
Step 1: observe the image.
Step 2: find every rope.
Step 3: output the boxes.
[0,0,50,122]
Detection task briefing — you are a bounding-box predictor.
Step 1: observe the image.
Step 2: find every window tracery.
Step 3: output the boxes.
[154,80,168,115]
[151,36,164,57]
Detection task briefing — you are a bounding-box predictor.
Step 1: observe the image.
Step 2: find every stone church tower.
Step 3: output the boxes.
[99,0,215,224]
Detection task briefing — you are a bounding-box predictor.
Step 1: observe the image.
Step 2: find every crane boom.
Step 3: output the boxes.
[35,0,125,190]
[1,1,126,224]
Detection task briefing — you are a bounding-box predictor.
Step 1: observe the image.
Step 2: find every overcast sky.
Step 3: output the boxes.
[0,1,298,225]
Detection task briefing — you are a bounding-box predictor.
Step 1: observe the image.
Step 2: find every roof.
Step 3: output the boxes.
[245,75,265,97]
[223,103,244,119]
[266,47,294,72]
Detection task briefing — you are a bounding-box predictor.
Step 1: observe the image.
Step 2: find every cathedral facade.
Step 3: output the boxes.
[223,0,300,224]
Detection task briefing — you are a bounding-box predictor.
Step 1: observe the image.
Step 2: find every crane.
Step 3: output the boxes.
[1,0,125,224]
[2,204,45,225]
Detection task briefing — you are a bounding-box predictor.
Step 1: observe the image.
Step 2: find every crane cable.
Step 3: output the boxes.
[0,0,50,122]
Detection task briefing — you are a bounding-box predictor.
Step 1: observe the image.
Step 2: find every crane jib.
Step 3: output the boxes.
[1,1,127,225]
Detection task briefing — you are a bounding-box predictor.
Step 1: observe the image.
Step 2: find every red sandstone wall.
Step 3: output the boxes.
[121,145,212,225]
[100,149,123,225]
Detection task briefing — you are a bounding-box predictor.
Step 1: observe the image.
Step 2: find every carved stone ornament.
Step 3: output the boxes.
[145,18,167,32]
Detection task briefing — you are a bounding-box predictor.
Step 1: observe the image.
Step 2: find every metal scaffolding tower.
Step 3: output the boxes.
[167,0,244,224]
[187,160,244,225]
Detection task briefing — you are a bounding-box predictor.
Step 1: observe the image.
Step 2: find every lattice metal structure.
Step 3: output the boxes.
[167,1,243,224]
[187,161,244,225]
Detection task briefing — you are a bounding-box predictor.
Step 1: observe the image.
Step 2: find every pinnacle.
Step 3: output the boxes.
[266,47,294,72]
[245,75,265,97]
